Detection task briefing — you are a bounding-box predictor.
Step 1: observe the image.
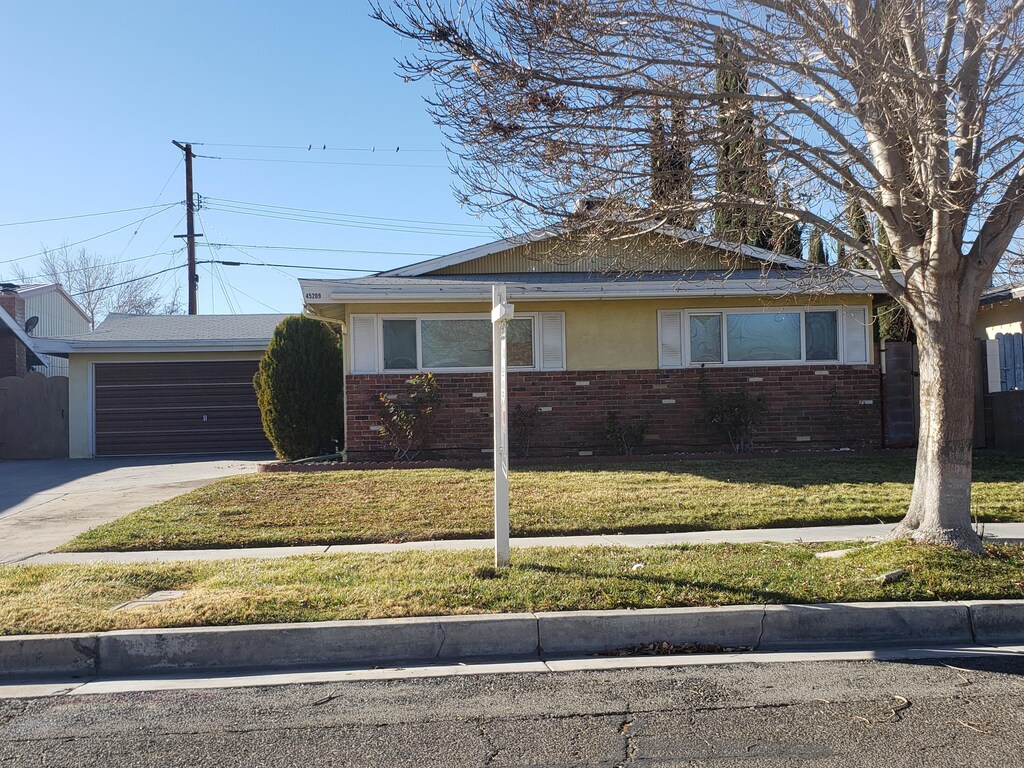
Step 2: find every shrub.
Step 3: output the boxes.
[699,372,767,452]
[510,404,539,459]
[375,373,442,460]
[253,315,344,461]
[605,410,650,455]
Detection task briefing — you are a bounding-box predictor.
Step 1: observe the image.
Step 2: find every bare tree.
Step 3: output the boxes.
[22,244,178,328]
[374,0,1024,552]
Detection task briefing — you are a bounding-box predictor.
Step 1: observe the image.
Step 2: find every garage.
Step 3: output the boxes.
[37,313,287,458]
[93,360,271,456]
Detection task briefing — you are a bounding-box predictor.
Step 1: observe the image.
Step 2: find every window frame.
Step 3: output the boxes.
[378,312,542,374]
[658,306,870,368]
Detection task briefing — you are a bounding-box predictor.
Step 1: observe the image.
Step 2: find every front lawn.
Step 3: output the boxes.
[59,452,1024,552]
[5,541,1024,636]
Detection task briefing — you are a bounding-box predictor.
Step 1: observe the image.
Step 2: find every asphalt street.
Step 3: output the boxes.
[2,655,1022,767]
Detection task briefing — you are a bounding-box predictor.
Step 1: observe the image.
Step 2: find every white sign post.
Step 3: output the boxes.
[491,284,513,568]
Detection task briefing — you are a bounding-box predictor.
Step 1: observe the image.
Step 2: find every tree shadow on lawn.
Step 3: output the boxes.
[511,450,1023,489]
[515,562,803,606]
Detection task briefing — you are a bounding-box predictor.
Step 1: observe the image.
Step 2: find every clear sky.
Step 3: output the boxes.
[0,1,501,316]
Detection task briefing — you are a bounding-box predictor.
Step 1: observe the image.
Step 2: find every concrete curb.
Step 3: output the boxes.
[3,600,1023,681]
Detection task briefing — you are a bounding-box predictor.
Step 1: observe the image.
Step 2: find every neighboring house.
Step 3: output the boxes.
[0,284,47,378]
[299,225,887,460]
[36,313,288,458]
[15,283,91,378]
[978,282,1024,391]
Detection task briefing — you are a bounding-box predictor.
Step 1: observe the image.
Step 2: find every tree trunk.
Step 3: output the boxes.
[890,314,984,553]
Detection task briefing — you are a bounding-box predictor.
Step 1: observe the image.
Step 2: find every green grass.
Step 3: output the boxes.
[4,541,1024,636]
[59,452,1024,552]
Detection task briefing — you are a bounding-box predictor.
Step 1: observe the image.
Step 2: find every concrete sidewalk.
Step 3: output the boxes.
[14,522,1024,566]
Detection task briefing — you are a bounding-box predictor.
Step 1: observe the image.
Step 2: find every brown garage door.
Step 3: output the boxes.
[93,360,272,456]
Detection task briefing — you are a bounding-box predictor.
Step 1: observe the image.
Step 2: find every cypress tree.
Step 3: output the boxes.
[650,98,697,229]
[770,185,803,259]
[846,197,873,268]
[253,315,344,461]
[808,227,828,264]
[713,35,773,250]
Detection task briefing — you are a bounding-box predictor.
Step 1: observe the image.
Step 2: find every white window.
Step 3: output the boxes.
[658,306,871,368]
[349,312,566,373]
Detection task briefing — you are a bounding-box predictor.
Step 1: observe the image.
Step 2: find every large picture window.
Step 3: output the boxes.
[350,312,565,374]
[658,306,870,368]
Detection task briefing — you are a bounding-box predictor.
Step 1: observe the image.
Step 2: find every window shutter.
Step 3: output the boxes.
[842,307,869,363]
[659,311,683,368]
[539,312,565,370]
[350,315,378,373]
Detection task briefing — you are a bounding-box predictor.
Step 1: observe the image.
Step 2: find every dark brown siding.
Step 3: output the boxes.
[93,360,271,456]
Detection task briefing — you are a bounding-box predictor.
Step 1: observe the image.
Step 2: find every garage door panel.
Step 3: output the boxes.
[94,407,265,431]
[95,430,272,456]
[93,360,273,457]
[94,360,261,387]
[95,384,259,410]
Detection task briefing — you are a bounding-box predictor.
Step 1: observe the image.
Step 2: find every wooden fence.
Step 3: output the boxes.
[996,333,1024,391]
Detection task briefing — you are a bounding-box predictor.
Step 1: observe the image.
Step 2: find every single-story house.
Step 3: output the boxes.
[978,282,1024,391]
[14,283,92,377]
[37,313,287,458]
[300,225,888,460]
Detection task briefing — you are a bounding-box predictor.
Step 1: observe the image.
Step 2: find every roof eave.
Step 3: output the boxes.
[32,338,271,355]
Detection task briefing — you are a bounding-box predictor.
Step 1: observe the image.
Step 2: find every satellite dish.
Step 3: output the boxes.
[24,316,39,334]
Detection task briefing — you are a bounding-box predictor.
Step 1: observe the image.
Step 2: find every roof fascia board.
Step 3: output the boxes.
[324,283,885,303]
[32,338,271,355]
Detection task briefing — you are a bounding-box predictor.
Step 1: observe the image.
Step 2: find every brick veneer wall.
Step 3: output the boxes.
[0,291,27,379]
[346,365,883,461]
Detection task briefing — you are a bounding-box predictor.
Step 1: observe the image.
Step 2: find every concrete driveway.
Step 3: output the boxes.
[0,456,266,564]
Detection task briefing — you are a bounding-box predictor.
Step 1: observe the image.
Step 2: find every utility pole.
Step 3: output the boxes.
[172,141,201,314]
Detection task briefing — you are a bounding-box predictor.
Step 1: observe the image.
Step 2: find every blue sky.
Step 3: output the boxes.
[0,1,500,315]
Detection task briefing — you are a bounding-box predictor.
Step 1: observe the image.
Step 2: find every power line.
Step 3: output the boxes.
[0,202,177,229]
[191,142,444,154]
[69,264,184,297]
[206,260,375,274]
[205,243,441,257]
[203,196,493,231]
[204,201,486,237]
[115,158,184,260]
[0,207,180,266]
[193,152,447,169]
[11,249,182,283]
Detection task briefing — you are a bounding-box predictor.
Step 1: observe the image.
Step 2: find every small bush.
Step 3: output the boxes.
[699,372,767,452]
[510,404,539,458]
[254,316,344,461]
[375,373,442,460]
[605,410,650,455]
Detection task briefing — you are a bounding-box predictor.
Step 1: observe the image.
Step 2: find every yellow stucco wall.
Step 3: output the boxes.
[344,295,875,373]
[67,350,264,458]
[976,300,1024,339]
